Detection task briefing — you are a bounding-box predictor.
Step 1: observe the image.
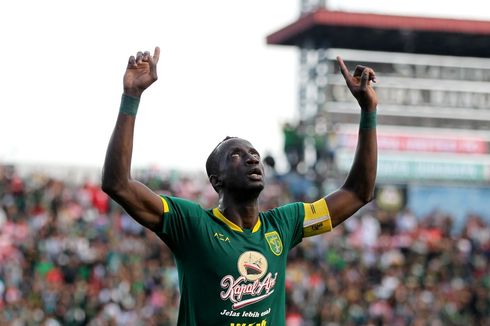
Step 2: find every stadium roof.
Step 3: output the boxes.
[266,9,490,58]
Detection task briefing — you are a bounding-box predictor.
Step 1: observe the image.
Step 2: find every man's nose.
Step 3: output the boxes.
[246,154,259,164]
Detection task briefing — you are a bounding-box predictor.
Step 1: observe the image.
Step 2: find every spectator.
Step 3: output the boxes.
[0,163,489,325]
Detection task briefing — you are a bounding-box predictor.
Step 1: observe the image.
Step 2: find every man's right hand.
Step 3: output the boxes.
[123,47,160,98]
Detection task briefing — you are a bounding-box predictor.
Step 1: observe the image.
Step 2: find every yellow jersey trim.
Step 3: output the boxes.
[303,198,332,237]
[161,196,169,213]
[252,218,262,233]
[212,208,261,233]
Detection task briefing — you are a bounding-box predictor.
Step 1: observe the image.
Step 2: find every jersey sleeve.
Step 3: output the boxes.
[154,195,203,255]
[265,202,305,250]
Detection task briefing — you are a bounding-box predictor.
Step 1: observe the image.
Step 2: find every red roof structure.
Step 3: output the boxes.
[266,9,490,57]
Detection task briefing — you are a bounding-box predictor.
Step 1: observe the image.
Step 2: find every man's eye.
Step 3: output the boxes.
[231,153,240,158]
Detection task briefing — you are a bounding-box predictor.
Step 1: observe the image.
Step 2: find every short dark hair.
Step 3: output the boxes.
[206,136,237,179]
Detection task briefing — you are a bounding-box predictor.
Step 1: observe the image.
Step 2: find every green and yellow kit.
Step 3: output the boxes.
[155,195,332,326]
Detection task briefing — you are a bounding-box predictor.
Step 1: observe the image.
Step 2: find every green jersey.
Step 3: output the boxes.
[155,195,305,326]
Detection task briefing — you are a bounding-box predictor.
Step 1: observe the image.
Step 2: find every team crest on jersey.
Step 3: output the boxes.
[265,231,283,256]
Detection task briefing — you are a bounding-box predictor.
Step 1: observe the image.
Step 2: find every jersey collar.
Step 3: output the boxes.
[212,208,261,233]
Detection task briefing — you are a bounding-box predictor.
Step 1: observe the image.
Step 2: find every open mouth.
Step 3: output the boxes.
[248,168,263,181]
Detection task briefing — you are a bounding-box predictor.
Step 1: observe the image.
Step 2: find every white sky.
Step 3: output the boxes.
[2,0,490,173]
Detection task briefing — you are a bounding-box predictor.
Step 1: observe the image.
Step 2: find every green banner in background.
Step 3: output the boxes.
[336,151,489,182]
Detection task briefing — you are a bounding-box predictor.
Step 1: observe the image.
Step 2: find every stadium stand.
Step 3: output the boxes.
[1,163,489,325]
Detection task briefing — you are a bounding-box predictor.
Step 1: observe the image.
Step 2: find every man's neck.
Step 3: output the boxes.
[218,195,259,230]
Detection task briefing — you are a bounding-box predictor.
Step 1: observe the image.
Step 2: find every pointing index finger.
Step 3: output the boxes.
[337,56,353,87]
[153,46,160,64]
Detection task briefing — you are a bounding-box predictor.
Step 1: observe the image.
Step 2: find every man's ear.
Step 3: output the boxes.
[209,174,222,191]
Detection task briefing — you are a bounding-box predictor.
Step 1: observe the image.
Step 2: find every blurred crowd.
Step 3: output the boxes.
[1,163,489,325]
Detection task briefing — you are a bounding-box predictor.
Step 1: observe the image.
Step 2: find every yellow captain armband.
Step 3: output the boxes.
[161,196,169,213]
[303,198,333,237]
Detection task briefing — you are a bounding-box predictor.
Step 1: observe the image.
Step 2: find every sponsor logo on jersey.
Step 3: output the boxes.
[230,321,266,326]
[237,251,267,282]
[220,251,277,310]
[265,231,283,256]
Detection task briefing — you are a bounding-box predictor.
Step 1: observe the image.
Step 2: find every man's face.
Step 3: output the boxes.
[216,138,265,195]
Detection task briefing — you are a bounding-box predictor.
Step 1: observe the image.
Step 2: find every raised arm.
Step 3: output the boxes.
[101,47,164,232]
[325,56,378,227]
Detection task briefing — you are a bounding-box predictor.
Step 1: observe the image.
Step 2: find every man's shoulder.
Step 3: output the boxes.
[161,195,212,216]
[261,202,303,219]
